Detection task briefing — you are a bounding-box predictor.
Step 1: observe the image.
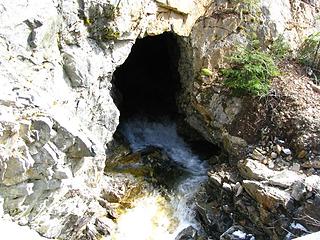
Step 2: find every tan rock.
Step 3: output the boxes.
[298,150,307,159]
[238,159,305,188]
[252,149,265,161]
[243,180,291,210]
[238,158,276,180]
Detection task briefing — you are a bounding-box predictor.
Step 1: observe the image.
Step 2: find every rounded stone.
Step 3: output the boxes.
[270,152,277,159]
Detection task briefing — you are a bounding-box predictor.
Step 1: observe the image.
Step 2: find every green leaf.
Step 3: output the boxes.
[201,68,213,77]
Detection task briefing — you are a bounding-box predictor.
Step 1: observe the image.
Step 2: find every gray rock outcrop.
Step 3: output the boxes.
[0,0,319,238]
[0,0,212,238]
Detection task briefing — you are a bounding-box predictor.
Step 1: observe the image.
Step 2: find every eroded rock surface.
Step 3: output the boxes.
[0,0,319,239]
[0,0,212,238]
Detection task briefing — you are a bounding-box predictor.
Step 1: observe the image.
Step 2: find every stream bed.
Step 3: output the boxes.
[108,118,209,240]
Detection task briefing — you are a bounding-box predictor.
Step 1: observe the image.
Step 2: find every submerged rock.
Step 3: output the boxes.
[106,146,190,189]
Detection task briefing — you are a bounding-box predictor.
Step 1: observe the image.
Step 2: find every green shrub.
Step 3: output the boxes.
[221,47,280,95]
[298,32,320,68]
[298,32,320,84]
[269,35,291,60]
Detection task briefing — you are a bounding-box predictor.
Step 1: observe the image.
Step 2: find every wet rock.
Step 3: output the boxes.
[286,155,293,161]
[287,222,309,238]
[106,146,189,189]
[208,171,223,186]
[195,199,233,236]
[262,158,268,165]
[234,182,243,197]
[105,132,131,163]
[298,150,307,159]
[222,182,233,192]
[100,173,145,208]
[296,196,320,232]
[175,226,198,240]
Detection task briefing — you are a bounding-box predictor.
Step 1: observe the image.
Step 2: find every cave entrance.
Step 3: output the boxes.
[112,32,181,120]
[111,32,221,160]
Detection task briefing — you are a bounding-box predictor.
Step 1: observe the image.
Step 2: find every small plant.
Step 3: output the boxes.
[234,0,260,12]
[298,32,320,68]
[234,0,261,20]
[200,68,213,77]
[221,47,280,95]
[83,17,93,26]
[85,3,120,41]
[269,35,291,60]
[102,27,120,40]
[298,32,320,84]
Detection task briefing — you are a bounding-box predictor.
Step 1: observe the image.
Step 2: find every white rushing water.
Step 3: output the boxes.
[110,118,208,240]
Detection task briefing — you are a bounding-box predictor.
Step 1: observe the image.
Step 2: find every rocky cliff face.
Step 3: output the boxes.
[0,0,319,239]
[0,0,211,238]
[178,0,320,157]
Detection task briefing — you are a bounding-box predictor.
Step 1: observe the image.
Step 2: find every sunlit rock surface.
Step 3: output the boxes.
[0,218,46,240]
[0,0,211,238]
[0,0,319,239]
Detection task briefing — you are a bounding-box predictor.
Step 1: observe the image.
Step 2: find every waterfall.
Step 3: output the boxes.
[109,117,208,240]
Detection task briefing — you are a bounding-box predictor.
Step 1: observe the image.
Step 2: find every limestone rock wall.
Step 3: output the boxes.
[0,0,319,238]
[0,0,210,238]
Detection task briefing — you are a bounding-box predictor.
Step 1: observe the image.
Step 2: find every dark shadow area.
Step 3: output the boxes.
[111,32,221,160]
[112,32,181,120]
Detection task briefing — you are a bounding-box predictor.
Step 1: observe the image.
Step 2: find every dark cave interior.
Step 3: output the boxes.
[111,32,221,158]
[112,32,181,119]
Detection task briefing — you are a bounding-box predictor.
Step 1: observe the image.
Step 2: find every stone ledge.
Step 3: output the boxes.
[155,0,192,15]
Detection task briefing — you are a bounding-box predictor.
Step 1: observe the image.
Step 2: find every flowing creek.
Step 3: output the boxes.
[109,118,209,240]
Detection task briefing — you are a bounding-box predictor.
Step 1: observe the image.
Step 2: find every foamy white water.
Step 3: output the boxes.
[110,118,208,240]
[121,118,207,174]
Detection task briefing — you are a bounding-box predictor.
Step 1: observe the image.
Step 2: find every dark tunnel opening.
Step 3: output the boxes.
[112,32,181,120]
[111,32,221,160]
